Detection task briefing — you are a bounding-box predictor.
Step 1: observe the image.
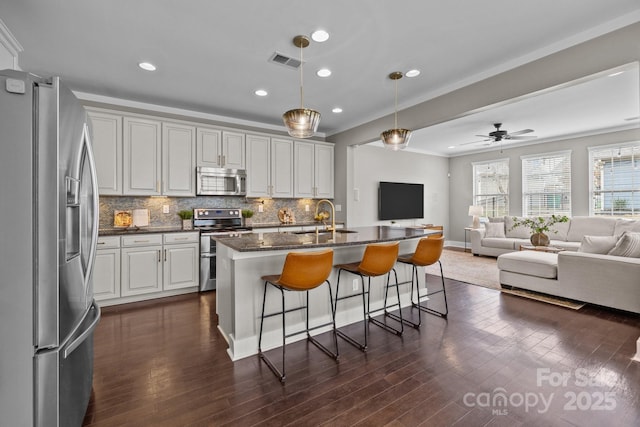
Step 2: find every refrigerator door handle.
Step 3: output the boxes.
[82,124,100,292]
[63,301,101,359]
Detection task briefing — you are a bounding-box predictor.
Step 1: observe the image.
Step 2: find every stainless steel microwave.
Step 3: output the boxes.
[196,167,246,196]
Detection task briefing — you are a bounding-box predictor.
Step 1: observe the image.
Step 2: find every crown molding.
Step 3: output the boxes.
[0,18,23,58]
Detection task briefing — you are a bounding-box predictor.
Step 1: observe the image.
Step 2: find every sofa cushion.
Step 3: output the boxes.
[578,235,619,254]
[550,240,580,251]
[505,216,531,239]
[567,216,617,241]
[548,220,570,241]
[614,219,640,237]
[485,222,506,238]
[608,232,640,258]
[497,251,558,279]
[482,237,517,250]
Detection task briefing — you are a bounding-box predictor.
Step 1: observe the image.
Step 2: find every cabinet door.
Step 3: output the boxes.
[271,138,294,198]
[294,140,315,198]
[93,248,120,301]
[162,123,196,196]
[246,134,271,197]
[121,245,163,296]
[314,143,334,199]
[196,127,222,167]
[222,131,245,169]
[89,112,122,195]
[163,243,199,290]
[123,117,162,195]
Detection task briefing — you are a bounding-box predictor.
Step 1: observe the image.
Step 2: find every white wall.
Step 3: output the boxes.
[346,145,449,230]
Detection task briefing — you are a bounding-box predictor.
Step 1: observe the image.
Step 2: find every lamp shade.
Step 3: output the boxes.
[283,108,321,138]
[468,205,483,216]
[381,128,412,151]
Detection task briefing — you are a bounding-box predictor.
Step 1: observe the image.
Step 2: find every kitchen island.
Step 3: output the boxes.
[214,226,438,360]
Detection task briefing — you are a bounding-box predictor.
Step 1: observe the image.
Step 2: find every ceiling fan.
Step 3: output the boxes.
[461,123,536,146]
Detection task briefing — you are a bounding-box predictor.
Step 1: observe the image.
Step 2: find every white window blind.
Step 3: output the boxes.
[589,143,640,217]
[521,151,571,216]
[472,159,509,218]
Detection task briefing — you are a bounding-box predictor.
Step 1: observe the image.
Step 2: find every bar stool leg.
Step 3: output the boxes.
[258,282,287,382]
[368,269,404,335]
[334,269,369,351]
[412,261,449,318]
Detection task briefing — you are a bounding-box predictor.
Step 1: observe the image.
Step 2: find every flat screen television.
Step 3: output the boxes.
[378,181,424,220]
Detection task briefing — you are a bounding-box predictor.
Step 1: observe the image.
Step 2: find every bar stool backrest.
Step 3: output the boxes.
[278,249,334,290]
[411,236,444,266]
[358,242,399,276]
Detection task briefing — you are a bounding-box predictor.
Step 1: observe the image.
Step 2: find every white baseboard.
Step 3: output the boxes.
[633,337,640,363]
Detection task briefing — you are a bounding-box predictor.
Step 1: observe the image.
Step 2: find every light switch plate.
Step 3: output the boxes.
[162,205,170,214]
[6,78,25,94]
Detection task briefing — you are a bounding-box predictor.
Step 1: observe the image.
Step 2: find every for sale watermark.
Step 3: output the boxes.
[462,367,617,416]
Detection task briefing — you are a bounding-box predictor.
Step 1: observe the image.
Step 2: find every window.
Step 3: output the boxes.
[521,150,571,216]
[472,159,509,218]
[589,143,640,217]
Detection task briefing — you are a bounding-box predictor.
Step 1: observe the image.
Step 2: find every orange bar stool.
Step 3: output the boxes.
[397,235,448,323]
[258,249,338,382]
[333,242,402,351]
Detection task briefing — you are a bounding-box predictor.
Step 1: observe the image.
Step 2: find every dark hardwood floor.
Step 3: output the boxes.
[83,277,640,426]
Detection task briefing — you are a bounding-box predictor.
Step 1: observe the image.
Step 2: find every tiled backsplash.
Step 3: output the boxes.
[99,196,327,229]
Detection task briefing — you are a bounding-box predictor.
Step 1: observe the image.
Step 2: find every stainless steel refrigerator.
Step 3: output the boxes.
[0,69,101,426]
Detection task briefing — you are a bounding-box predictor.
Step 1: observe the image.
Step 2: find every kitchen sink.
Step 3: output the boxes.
[292,229,358,235]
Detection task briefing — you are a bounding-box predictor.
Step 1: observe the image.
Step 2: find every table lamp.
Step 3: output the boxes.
[468,205,483,229]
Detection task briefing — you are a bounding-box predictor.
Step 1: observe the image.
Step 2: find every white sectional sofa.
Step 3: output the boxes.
[474,216,640,313]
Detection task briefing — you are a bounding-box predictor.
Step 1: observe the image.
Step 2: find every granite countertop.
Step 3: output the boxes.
[213,226,433,252]
[98,227,194,236]
[249,221,345,229]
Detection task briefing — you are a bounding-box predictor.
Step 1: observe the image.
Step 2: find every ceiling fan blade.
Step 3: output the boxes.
[459,138,492,146]
[474,134,491,138]
[508,128,534,136]
[506,135,537,140]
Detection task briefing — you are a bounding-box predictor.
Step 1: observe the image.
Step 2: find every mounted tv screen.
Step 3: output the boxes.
[378,181,424,220]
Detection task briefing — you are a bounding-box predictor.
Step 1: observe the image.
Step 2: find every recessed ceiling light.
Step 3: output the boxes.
[138,62,157,71]
[608,71,624,77]
[405,69,420,77]
[332,107,343,113]
[311,30,329,42]
[254,89,268,97]
[448,145,456,149]
[316,68,332,77]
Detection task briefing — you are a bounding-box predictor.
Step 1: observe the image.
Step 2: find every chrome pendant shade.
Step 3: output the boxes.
[282,35,321,138]
[381,71,411,150]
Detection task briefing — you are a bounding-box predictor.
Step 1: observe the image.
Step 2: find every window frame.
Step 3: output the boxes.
[588,142,640,217]
[472,158,510,218]
[521,150,572,217]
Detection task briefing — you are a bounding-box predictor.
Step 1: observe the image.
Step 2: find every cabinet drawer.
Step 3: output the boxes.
[164,232,199,244]
[121,234,163,247]
[97,236,121,249]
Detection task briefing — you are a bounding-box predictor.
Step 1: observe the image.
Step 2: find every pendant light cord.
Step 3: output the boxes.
[299,42,305,109]
[394,78,398,129]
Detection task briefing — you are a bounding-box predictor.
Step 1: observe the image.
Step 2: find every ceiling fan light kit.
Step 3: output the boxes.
[381,71,412,151]
[282,35,321,138]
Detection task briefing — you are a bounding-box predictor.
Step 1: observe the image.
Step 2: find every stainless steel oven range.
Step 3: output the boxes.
[193,208,252,291]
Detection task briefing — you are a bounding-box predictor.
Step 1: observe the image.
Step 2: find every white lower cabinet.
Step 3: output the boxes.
[121,234,163,297]
[94,236,121,301]
[163,233,199,291]
[98,232,199,304]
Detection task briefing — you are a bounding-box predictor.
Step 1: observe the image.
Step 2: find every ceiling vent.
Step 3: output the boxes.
[269,51,302,69]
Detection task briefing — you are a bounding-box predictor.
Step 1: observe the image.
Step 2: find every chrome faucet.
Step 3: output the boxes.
[315,199,335,232]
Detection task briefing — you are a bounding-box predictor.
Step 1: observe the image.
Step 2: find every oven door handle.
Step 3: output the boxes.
[200,253,216,258]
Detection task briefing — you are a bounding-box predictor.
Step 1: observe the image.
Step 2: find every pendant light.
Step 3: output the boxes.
[380,71,411,151]
[282,35,321,138]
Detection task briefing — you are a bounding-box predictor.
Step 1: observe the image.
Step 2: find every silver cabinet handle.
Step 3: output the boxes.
[134,240,150,243]
[97,241,106,245]
[157,250,161,263]
[164,249,167,262]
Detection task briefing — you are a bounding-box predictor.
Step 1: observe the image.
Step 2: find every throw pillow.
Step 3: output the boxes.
[484,222,506,238]
[607,232,640,258]
[578,235,618,254]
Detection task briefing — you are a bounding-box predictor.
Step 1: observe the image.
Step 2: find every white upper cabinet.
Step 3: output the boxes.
[197,128,245,169]
[294,141,334,198]
[121,117,195,197]
[123,117,162,195]
[162,123,196,196]
[246,135,293,198]
[314,142,334,199]
[89,112,122,195]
